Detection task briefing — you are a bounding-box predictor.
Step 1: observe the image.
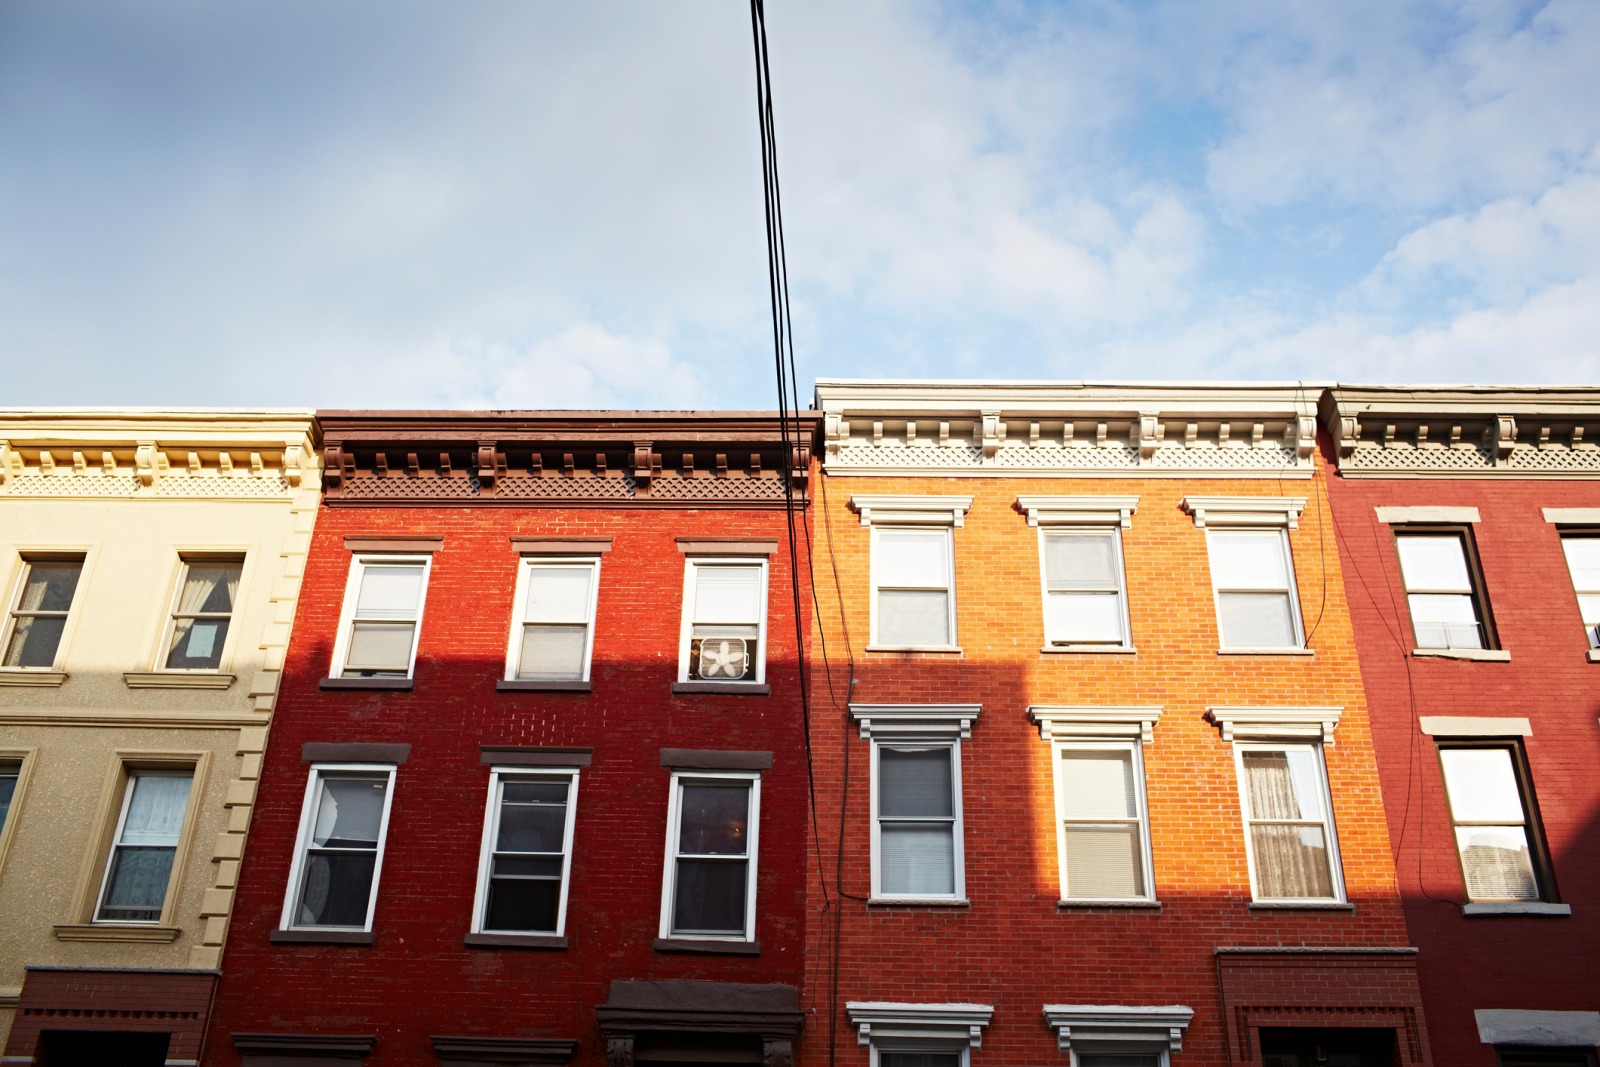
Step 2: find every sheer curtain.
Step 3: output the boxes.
[1244,750,1332,898]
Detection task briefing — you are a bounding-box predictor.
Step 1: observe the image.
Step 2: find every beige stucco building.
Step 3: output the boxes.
[0,410,320,1065]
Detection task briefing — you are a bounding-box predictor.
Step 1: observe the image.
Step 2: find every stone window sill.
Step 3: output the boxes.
[1058,899,1161,909]
[270,928,373,945]
[670,681,771,696]
[864,646,963,654]
[1462,902,1570,917]
[124,671,235,690]
[1248,901,1354,911]
[53,923,180,943]
[319,677,414,691]
[497,679,591,692]
[867,897,971,907]
[0,669,67,687]
[1412,648,1510,662]
[652,937,760,956]
[1587,649,1600,663]
[1041,645,1136,654]
[1217,648,1314,657]
[464,932,569,949]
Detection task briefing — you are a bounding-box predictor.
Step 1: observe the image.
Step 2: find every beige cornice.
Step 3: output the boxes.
[0,710,272,729]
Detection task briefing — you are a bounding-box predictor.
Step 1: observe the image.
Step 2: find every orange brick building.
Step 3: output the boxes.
[802,382,1430,1067]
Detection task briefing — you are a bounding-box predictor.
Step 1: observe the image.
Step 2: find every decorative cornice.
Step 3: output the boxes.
[1041,1005,1194,1054]
[1029,706,1163,744]
[850,494,973,527]
[1016,495,1138,528]
[1182,496,1305,529]
[846,1002,994,1050]
[1207,706,1343,746]
[850,704,980,741]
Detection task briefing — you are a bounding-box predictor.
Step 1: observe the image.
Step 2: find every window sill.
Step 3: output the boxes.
[1058,899,1161,909]
[1247,901,1354,911]
[497,679,591,692]
[1216,648,1314,656]
[1586,649,1600,663]
[1041,645,1136,655]
[1462,902,1571,917]
[1412,648,1510,662]
[270,928,374,945]
[0,669,67,687]
[670,681,771,696]
[53,923,180,943]
[123,671,235,690]
[653,937,760,955]
[864,645,963,654]
[867,897,970,907]
[319,677,414,691]
[464,932,569,949]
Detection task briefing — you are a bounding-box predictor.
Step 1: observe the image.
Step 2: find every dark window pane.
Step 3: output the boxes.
[497,802,567,853]
[879,748,953,817]
[672,858,747,934]
[492,855,563,879]
[19,562,81,612]
[879,1055,962,1067]
[296,851,377,926]
[96,846,175,921]
[311,778,386,848]
[164,618,232,669]
[0,768,19,832]
[4,615,66,668]
[485,876,560,932]
[677,784,749,855]
[501,780,569,805]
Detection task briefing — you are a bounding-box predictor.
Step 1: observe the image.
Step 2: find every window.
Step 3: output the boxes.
[660,772,758,941]
[1234,743,1342,901]
[1056,743,1152,901]
[473,769,579,935]
[875,744,962,899]
[3,557,84,668]
[1439,745,1552,902]
[282,766,396,931]
[1207,529,1303,649]
[847,1003,993,1067]
[330,555,430,678]
[679,559,767,684]
[1558,534,1600,648]
[0,761,21,838]
[507,559,599,681]
[873,528,956,648]
[1395,530,1492,649]
[94,771,193,923]
[1043,1005,1193,1067]
[1039,530,1129,647]
[161,558,243,670]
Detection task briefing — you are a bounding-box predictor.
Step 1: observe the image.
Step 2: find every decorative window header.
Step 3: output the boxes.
[1375,506,1480,524]
[1029,706,1163,744]
[1207,706,1342,746]
[850,495,973,528]
[1016,495,1139,528]
[1041,1004,1195,1054]
[1182,496,1305,529]
[846,1002,994,1050]
[1418,716,1531,737]
[850,704,980,741]
[658,749,773,771]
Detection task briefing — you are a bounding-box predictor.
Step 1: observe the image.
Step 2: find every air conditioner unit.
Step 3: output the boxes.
[693,636,751,680]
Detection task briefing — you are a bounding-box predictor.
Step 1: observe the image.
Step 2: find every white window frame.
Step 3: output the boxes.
[1231,740,1345,904]
[1042,1004,1193,1067]
[869,526,958,651]
[846,1003,992,1067]
[1205,527,1305,651]
[2,555,86,671]
[676,557,769,684]
[471,767,581,936]
[280,763,398,933]
[658,769,760,942]
[92,768,194,924]
[328,554,432,679]
[1019,495,1138,651]
[1051,739,1154,904]
[157,555,245,672]
[1037,527,1132,649]
[504,557,601,682]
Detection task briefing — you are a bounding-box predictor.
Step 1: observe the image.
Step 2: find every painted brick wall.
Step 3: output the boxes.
[803,459,1415,1066]
[1322,448,1600,1067]
[204,503,813,1066]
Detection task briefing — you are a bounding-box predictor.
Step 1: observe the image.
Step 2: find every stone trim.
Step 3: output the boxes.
[343,537,442,553]
[1029,706,1163,744]
[669,681,771,696]
[1208,706,1342,746]
[497,680,592,692]
[674,537,778,556]
[1041,1005,1194,1054]
[430,1036,577,1064]
[1463,902,1571,917]
[51,924,181,943]
[850,494,973,527]
[123,671,235,690]
[268,929,374,946]
[652,937,762,956]
[232,1033,376,1059]
[1182,496,1306,529]
[480,746,593,768]
[319,677,414,691]
[595,980,802,1067]
[1375,506,1481,524]
[1474,1009,1600,1047]
[1016,495,1138,527]
[659,749,772,771]
[1543,507,1600,524]
[846,1002,994,1049]
[850,704,981,741]
[302,743,411,765]
[0,669,67,687]
[511,536,613,554]
[1418,716,1531,737]
[461,933,570,950]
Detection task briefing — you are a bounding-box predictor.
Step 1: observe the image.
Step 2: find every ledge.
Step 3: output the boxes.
[1462,901,1571,917]
[0,669,66,687]
[1247,901,1354,911]
[1041,645,1136,654]
[53,923,181,943]
[464,932,570,950]
[233,1033,376,1058]
[431,1035,578,1065]
[1058,899,1162,910]
[320,677,414,690]
[867,897,970,907]
[302,742,410,765]
[1412,648,1510,662]
[1588,649,1600,663]
[269,928,373,945]
[481,746,592,768]
[670,681,770,695]
[652,937,760,956]
[497,679,591,692]
[124,671,235,690]
[660,748,772,771]
[864,645,962,654]
[1217,647,1314,656]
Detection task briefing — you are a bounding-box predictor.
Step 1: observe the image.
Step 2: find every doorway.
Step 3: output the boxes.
[37,1029,171,1067]
[1259,1027,1398,1067]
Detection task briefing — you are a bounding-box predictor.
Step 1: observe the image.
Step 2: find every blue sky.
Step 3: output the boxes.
[2,1,1597,409]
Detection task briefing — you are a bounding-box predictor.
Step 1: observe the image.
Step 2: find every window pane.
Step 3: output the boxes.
[1219,592,1296,647]
[878,590,950,646]
[0,767,17,831]
[691,565,761,624]
[880,823,955,895]
[354,564,424,617]
[876,529,949,587]
[1046,591,1122,644]
[17,562,82,612]
[1243,749,1324,821]
[485,874,560,932]
[1210,531,1289,589]
[880,1055,963,1067]
[524,566,592,623]
[1578,593,1600,631]
[1251,823,1333,898]
[1061,750,1136,819]
[672,857,748,934]
[1440,749,1526,822]
[1561,537,1600,591]
[496,798,568,854]
[177,563,240,614]
[1064,824,1144,898]
[1077,1053,1162,1067]
[165,617,232,669]
[97,846,176,921]
[296,851,377,926]
[1456,825,1538,900]
[121,775,192,846]
[518,625,587,679]
[1396,536,1472,591]
[678,783,750,856]
[1044,532,1117,589]
[1408,594,1483,649]
[879,748,953,817]
[311,778,387,848]
[4,615,67,667]
[344,621,416,673]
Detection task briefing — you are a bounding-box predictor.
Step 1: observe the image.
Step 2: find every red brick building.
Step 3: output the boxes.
[1321,387,1600,1067]
[805,382,1431,1067]
[203,411,820,1067]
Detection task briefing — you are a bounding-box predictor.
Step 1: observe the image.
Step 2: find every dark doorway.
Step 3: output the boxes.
[38,1029,171,1067]
[1260,1027,1398,1067]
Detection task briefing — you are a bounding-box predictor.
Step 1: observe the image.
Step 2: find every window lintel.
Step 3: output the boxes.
[851,703,980,741]
[343,537,442,553]
[1376,506,1481,525]
[512,536,612,555]
[1183,496,1305,529]
[1030,705,1162,744]
[674,537,776,556]
[1207,706,1342,746]
[846,1002,994,1049]
[1016,495,1138,528]
[1041,1004,1195,1053]
[1543,507,1600,525]
[1418,716,1531,737]
[851,494,973,528]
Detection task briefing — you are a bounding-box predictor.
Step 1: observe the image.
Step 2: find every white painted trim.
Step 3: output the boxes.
[1205,527,1306,652]
[868,737,965,903]
[504,557,601,683]
[1030,706,1163,744]
[1462,902,1571,917]
[676,556,768,685]
[1182,496,1305,529]
[1412,648,1511,662]
[1041,1004,1194,1054]
[1543,507,1600,525]
[1232,740,1346,905]
[1038,526,1132,649]
[1208,706,1342,745]
[1048,739,1156,905]
[852,704,980,741]
[471,766,580,936]
[846,1002,993,1049]
[851,494,973,528]
[1474,1009,1600,1047]
[658,770,759,942]
[1376,506,1481,524]
[327,554,432,680]
[1419,716,1531,737]
[1016,495,1139,528]
[280,764,397,933]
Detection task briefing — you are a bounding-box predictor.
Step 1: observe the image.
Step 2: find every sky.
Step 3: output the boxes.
[2,0,1598,410]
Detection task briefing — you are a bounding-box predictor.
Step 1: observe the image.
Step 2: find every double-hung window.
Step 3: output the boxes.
[1235,742,1342,901]
[1395,529,1492,650]
[331,555,431,679]
[847,1004,993,1067]
[1020,496,1138,649]
[1438,745,1553,903]
[95,771,194,923]
[854,496,971,651]
[1186,497,1306,651]
[162,558,243,670]
[660,771,759,941]
[1558,533,1600,649]
[507,559,599,682]
[3,556,84,669]
[679,559,768,685]
[472,768,579,936]
[283,765,396,931]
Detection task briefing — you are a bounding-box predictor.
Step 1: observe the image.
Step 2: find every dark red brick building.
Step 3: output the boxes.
[203,411,820,1067]
[1321,387,1600,1067]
